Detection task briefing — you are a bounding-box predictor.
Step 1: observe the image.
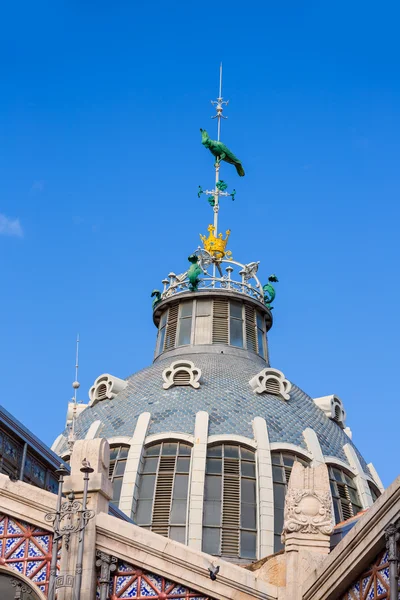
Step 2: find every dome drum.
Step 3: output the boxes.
[153,291,272,363]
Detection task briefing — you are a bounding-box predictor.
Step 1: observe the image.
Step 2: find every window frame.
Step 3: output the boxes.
[109,445,130,507]
[135,441,193,544]
[328,465,362,523]
[202,443,257,560]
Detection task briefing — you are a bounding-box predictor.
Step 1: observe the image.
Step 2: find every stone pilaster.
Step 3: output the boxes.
[118,412,151,519]
[188,411,209,550]
[253,416,274,558]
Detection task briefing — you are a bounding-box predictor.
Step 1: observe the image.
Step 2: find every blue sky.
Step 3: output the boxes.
[0,1,399,486]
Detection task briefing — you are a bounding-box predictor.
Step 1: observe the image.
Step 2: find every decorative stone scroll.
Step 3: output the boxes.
[249,367,292,400]
[282,462,334,554]
[89,374,127,406]
[313,394,347,428]
[162,360,202,390]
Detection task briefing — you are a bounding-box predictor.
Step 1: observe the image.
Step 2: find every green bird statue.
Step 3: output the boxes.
[200,129,245,177]
[187,254,202,292]
[263,275,279,309]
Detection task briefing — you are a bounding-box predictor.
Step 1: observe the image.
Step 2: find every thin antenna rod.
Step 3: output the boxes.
[217,63,223,141]
[74,334,80,404]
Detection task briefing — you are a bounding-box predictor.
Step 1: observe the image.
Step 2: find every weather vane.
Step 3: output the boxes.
[198,63,245,239]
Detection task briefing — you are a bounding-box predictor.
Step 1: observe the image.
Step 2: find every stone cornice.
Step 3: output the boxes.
[95,513,278,600]
[302,475,400,600]
[0,474,56,529]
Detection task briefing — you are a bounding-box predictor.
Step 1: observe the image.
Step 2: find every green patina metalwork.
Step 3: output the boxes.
[200,129,245,177]
[263,275,279,309]
[208,196,215,207]
[151,289,162,309]
[187,254,202,291]
[197,185,203,198]
[216,180,228,192]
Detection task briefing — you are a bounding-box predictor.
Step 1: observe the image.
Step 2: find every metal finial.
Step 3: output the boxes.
[211,62,228,142]
[72,333,80,402]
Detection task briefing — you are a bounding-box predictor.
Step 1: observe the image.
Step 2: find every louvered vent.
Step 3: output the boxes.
[245,304,257,352]
[151,456,175,537]
[173,370,191,386]
[165,303,179,350]
[265,378,281,396]
[221,458,240,556]
[96,383,108,400]
[109,462,115,478]
[212,299,229,344]
[334,405,341,421]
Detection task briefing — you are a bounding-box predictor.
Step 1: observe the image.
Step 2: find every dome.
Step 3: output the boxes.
[60,351,367,473]
[53,98,383,564]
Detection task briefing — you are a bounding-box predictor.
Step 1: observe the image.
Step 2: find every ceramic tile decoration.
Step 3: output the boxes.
[0,512,54,594]
[341,550,390,600]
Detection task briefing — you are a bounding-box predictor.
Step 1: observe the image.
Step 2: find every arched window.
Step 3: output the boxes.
[328,465,362,523]
[109,445,129,506]
[272,451,310,552]
[368,480,381,503]
[135,441,192,543]
[202,444,257,560]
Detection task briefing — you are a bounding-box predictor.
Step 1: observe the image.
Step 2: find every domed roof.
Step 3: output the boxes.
[59,351,368,472]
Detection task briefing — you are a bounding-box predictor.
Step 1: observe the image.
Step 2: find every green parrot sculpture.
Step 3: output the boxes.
[200,129,245,177]
[187,254,202,292]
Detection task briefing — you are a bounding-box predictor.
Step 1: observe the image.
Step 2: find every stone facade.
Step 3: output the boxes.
[0,437,398,600]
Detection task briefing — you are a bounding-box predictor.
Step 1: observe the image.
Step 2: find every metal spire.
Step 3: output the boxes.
[68,334,80,452]
[211,63,228,141]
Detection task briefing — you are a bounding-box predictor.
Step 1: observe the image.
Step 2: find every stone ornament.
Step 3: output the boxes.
[249,367,292,400]
[89,374,127,407]
[281,462,334,548]
[162,360,202,390]
[282,489,334,538]
[313,394,347,428]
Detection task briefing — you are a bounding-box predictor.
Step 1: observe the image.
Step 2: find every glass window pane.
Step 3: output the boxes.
[180,301,193,318]
[143,457,159,473]
[230,301,243,318]
[119,447,129,459]
[138,474,156,499]
[348,487,360,504]
[206,458,222,474]
[177,318,192,346]
[157,328,166,354]
[202,528,220,555]
[333,498,341,523]
[170,500,187,524]
[241,503,256,529]
[112,478,123,503]
[204,475,222,500]
[240,531,256,559]
[272,465,285,483]
[196,299,211,316]
[162,443,178,456]
[203,501,221,526]
[257,329,265,358]
[176,457,190,473]
[241,448,255,461]
[170,526,185,544]
[207,445,222,457]
[241,462,255,477]
[146,444,161,457]
[173,474,189,499]
[256,312,264,329]
[160,311,168,327]
[241,479,256,504]
[283,454,294,467]
[274,534,283,553]
[332,468,343,482]
[271,453,282,466]
[274,507,284,533]
[344,474,355,488]
[109,448,119,461]
[136,500,153,525]
[114,460,126,476]
[230,318,243,347]
[273,483,286,509]
[224,445,239,458]
[178,443,192,456]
